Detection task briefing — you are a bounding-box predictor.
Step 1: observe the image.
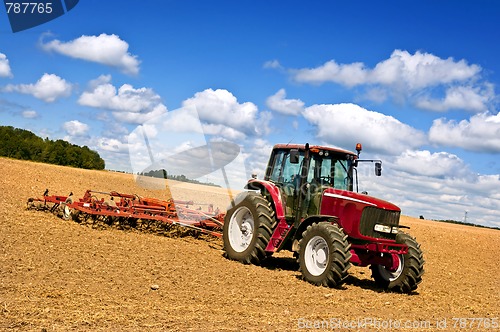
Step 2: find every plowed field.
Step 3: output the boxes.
[0,158,498,331]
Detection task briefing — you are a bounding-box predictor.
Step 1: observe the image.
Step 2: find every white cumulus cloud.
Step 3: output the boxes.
[303,103,427,155]
[182,88,268,139]
[293,50,480,89]
[392,150,470,178]
[287,49,489,112]
[4,73,72,102]
[22,110,38,118]
[415,84,494,112]
[0,53,13,78]
[245,138,274,177]
[63,120,89,136]
[293,60,368,87]
[266,89,305,115]
[370,50,480,89]
[429,112,500,152]
[41,33,140,75]
[263,59,283,70]
[78,75,167,124]
[202,123,247,141]
[97,137,129,153]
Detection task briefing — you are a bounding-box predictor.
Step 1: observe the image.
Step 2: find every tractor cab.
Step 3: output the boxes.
[263,143,377,224]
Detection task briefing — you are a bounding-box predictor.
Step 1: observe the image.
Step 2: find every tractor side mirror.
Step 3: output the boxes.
[290,149,300,164]
[375,162,382,176]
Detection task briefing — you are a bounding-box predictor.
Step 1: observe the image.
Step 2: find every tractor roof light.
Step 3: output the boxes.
[355,143,362,154]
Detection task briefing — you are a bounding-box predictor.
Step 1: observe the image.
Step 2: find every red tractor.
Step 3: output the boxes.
[223,143,424,293]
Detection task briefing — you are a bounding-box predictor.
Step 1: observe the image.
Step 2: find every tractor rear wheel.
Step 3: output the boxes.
[298,222,352,287]
[223,192,275,265]
[370,232,424,293]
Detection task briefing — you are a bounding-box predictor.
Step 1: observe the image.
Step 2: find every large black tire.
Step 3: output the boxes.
[370,232,425,293]
[298,222,352,287]
[223,192,275,265]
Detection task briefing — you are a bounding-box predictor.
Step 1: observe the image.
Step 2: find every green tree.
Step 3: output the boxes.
[0,126,105,170]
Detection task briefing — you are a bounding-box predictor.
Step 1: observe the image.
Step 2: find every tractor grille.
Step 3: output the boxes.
[359,206,400,240]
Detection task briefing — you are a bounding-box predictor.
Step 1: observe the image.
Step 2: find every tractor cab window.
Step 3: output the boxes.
[307,158,316,183]
[310,154,352,191]
[332,159,351,190]
[268,150,304,185]
[269,150,285,182]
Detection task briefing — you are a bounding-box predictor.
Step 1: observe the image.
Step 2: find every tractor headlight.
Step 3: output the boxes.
[374,224,392,233]
[374,224,399,234]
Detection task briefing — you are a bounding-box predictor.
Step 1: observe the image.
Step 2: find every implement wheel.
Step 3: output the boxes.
[370,232,425,293]
[223,192,275,265]
[298,222,351,288]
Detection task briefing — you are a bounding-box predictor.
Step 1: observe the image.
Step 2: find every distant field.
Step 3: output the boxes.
[1,157,498,331]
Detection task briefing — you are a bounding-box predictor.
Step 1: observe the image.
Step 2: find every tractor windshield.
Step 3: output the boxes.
[309,154,352,191]
[266,148,353,192]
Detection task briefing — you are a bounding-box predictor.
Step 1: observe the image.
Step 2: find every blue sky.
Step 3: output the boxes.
[1,1,499,227]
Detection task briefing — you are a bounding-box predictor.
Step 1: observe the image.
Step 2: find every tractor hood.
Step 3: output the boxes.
[322,188,401,212]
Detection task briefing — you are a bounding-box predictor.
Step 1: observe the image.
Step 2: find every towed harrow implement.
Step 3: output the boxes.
[27,189,226,238]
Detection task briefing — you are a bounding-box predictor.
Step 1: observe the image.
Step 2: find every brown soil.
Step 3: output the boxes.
[1,158,499,331]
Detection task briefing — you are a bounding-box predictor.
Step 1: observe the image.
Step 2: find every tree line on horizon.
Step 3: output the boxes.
[140,169,221,188]
[433,218,499,231]
[0,126,105,170]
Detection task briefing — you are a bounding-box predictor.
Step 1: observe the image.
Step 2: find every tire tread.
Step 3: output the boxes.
[223,192,275,265]
[298,222,352,288]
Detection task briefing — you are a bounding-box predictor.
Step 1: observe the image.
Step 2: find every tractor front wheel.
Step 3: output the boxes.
[223,192,275,265]
[370,232,424,293]
[298,222,352,288]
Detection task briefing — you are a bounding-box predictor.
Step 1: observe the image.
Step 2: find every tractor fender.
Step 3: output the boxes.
[244,179,286,222]
[291,215,339,252]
